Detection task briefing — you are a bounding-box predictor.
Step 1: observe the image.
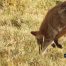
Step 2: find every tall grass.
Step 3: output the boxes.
[0,0,66,66]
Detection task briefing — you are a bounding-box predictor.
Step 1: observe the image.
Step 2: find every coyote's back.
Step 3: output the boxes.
[31,1,66,54]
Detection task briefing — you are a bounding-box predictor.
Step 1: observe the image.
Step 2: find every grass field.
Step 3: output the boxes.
[0,0,66,66]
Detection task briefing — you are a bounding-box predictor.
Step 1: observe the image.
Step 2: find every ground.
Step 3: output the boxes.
[0,0,66,66]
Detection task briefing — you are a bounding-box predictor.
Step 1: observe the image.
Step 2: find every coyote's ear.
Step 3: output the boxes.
[31,31,39,36]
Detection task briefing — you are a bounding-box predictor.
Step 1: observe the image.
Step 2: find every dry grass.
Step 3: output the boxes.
[0,0,66,66]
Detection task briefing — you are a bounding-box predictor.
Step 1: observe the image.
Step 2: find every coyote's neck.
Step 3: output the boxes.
[39,21,58,40]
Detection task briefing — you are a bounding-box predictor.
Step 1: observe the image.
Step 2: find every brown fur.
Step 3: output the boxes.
[31,1,66,54]
[40,1,66,39]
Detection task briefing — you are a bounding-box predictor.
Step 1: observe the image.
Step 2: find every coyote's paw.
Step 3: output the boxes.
[51,43,56,48]
[57,44,63,48]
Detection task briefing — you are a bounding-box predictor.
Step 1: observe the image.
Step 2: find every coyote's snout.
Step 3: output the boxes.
[31,1,66,54]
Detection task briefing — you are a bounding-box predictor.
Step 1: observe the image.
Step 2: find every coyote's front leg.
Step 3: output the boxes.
[54,38,63,48]
[51,38,62,48]
[53,27,66,48]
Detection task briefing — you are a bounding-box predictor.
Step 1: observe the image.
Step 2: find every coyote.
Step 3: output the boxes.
[31,1,66,54]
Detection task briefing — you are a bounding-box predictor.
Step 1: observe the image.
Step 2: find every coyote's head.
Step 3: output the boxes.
[31,31,52,54]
